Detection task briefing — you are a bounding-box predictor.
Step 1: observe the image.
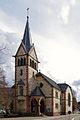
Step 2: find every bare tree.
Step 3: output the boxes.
[0,45,12,109]
[72,90,77,112]
[0,67,8,87]
[0,45,7,65]
[0,67,10,110]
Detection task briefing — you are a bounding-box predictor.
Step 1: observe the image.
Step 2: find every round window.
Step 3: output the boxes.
[40,83,43,88]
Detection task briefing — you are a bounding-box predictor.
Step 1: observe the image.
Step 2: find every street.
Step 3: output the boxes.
[0,113,80,120]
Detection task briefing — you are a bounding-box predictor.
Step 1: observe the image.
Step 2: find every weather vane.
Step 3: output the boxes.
[27,8,29,18]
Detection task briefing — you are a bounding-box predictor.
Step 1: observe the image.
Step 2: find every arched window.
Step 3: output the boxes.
[32,72,34,77]
[30,59,32,66]
[34,63,36,70]
[32,60,34,68]
[55,91,58,98]
[18,59,20,66]
[21,58,24,65]
[68,93,71,106]
[24,58,26,65]
[19,86,23,96]
[55,103,58,109]
[40,82,43,88]
[60,94,62,105]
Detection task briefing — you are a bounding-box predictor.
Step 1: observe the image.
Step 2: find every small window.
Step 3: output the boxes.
[60,94,62,105]
[21,58,24,65]
[19,86,23,96]
[18,59,20,66]
[34,63,36,70]
[32,60,34,68]
[24,58,26,65]
[30,59,32,66]
[20,69,23,76]
[40,83,43,88]
[33,72,34,77]
[55,91,58,98]
[55,103,58,109]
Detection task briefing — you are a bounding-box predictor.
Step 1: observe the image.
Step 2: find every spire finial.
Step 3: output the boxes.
[27,8,29,19]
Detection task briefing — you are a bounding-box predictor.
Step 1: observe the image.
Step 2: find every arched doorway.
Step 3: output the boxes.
[31,99,38,114]
[40,99,45,114]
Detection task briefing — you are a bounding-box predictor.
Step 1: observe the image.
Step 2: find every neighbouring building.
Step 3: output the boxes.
[13,15,73,116]
[0,67,12,110]
[58,83,73,115]
[0,86,12,110]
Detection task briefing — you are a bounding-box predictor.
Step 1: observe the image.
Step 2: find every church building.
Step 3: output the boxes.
[13,14,73,116]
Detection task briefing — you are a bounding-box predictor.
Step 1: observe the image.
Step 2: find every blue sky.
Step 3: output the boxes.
[0,0,80,100]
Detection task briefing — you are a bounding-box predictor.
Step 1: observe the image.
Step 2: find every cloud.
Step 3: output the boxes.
[72,80,80,86]
[32,31,80,86]
[0,8,23,36]
[0,30,20,85]
[70,0,76,6]
[60,0,76,24]
[60,5,70,24]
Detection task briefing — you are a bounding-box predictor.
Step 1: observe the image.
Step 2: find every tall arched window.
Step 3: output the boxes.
[68,93,71,106]
[18,59,20,66]
[30,59,32,66]
[21,58,24,65]
[32,60,34,68]
[24,58,26,65]
[34,63,36,70]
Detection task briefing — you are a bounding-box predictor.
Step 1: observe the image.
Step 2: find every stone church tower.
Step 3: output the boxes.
[14,16,39,113]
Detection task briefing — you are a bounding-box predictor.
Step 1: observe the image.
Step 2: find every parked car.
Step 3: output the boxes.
[0,109,6,115]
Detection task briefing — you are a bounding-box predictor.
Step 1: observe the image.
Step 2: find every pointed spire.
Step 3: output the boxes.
[22,8,32,52]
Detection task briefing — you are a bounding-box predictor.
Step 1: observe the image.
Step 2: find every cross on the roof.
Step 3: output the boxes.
[22,8,32,52]
[27,8,29,18]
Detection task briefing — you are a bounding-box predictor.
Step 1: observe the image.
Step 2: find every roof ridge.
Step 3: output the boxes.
[37,72,60,90]
[41,72,57,83]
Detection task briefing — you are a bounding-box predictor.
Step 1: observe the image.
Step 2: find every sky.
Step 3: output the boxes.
[0,0,80,100]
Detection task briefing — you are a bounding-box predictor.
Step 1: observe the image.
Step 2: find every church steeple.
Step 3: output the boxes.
[22,14,32,52]
[14,11,39,114]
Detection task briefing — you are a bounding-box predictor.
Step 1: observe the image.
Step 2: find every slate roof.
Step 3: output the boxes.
[30,86,45,96]
[17,79,25,86]
[22,16,32,52]
[36,72,61,90]
[58,83,72,92]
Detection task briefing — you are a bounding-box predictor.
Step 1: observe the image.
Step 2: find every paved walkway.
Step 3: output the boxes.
[0,113,80,120]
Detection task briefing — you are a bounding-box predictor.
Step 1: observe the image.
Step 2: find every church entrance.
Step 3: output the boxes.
[31,99,38,115]
[31,97,45,115]
[40,99,45,114]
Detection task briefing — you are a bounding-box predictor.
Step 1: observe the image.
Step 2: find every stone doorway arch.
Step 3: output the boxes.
[40,99,45,114]
[31,98,38,114]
